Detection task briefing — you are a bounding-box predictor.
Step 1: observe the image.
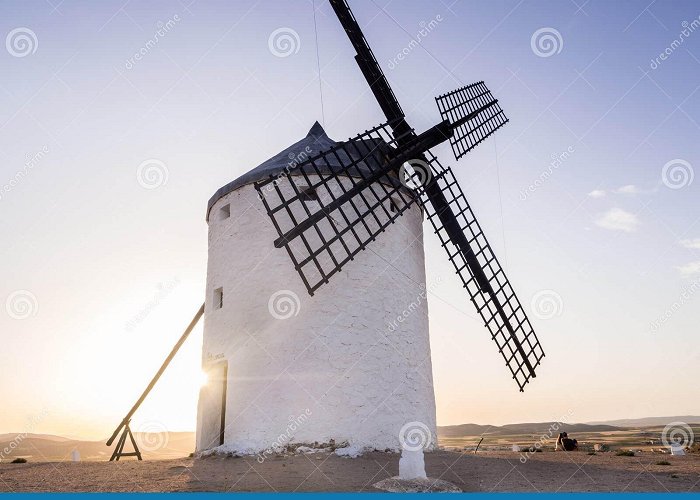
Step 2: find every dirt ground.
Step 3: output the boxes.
[0,450,698,492]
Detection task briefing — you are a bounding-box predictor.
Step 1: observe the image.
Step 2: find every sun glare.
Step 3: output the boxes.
[199,370,209,387]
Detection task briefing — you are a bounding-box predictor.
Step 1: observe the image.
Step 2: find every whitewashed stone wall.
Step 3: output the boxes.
[196,175,436,454]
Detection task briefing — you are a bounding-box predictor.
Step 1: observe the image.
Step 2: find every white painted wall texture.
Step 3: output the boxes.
[196,174,437,455]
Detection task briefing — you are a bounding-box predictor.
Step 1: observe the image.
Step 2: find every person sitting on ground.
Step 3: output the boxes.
[556,432,565,451]
[556,432,578,451]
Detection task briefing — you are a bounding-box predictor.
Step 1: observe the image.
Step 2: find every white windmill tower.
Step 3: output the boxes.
[196,121,436,454]
[106,0,544,463]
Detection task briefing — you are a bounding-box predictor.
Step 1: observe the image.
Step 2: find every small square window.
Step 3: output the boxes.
[219,204,230,220]
[213,287,223,309]
[299,186,319,202]
[389,198,399,213]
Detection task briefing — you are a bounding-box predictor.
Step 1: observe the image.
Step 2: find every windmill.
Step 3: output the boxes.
[255,0,545,392]
[107,0,545,460]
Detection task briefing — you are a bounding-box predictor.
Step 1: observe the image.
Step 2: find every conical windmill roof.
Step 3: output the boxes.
[206,121,394,220]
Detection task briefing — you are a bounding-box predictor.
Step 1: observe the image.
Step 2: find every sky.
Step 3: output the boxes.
[1,0,699,441]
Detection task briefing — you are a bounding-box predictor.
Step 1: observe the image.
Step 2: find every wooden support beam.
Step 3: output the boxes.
[106,303,205,457]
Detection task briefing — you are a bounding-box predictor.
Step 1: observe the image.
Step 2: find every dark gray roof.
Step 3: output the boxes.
[206,121,396,221]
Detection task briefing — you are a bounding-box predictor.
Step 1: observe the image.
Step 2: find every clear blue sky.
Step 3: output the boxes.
[1,0,699,439]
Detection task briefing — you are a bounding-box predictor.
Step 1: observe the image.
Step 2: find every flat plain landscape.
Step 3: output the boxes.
[438,421,700,455]
[0,451,698,492]
[1,418,698,492]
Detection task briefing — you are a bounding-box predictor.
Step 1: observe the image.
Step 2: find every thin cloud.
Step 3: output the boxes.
[614,184,642,194]
[613,184,658,195]
[677,261,700,276]
[589,185,657,197]
[679,238,700,249]
[595,208,640,233]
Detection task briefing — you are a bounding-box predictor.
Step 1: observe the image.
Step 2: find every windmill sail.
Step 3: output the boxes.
[254,121,422,295]
[277,0,546,391]
[418,151,545,391]
[255,129,545,389]
[435,82,509,161]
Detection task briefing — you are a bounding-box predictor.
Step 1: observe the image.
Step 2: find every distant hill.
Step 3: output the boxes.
[0,433,71,442]
[438,422,622,438]
[436,424,496,437]
[585,416,700,428]
[437,416,700,439]
[0,432,195,462]
[5,416,698,461]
